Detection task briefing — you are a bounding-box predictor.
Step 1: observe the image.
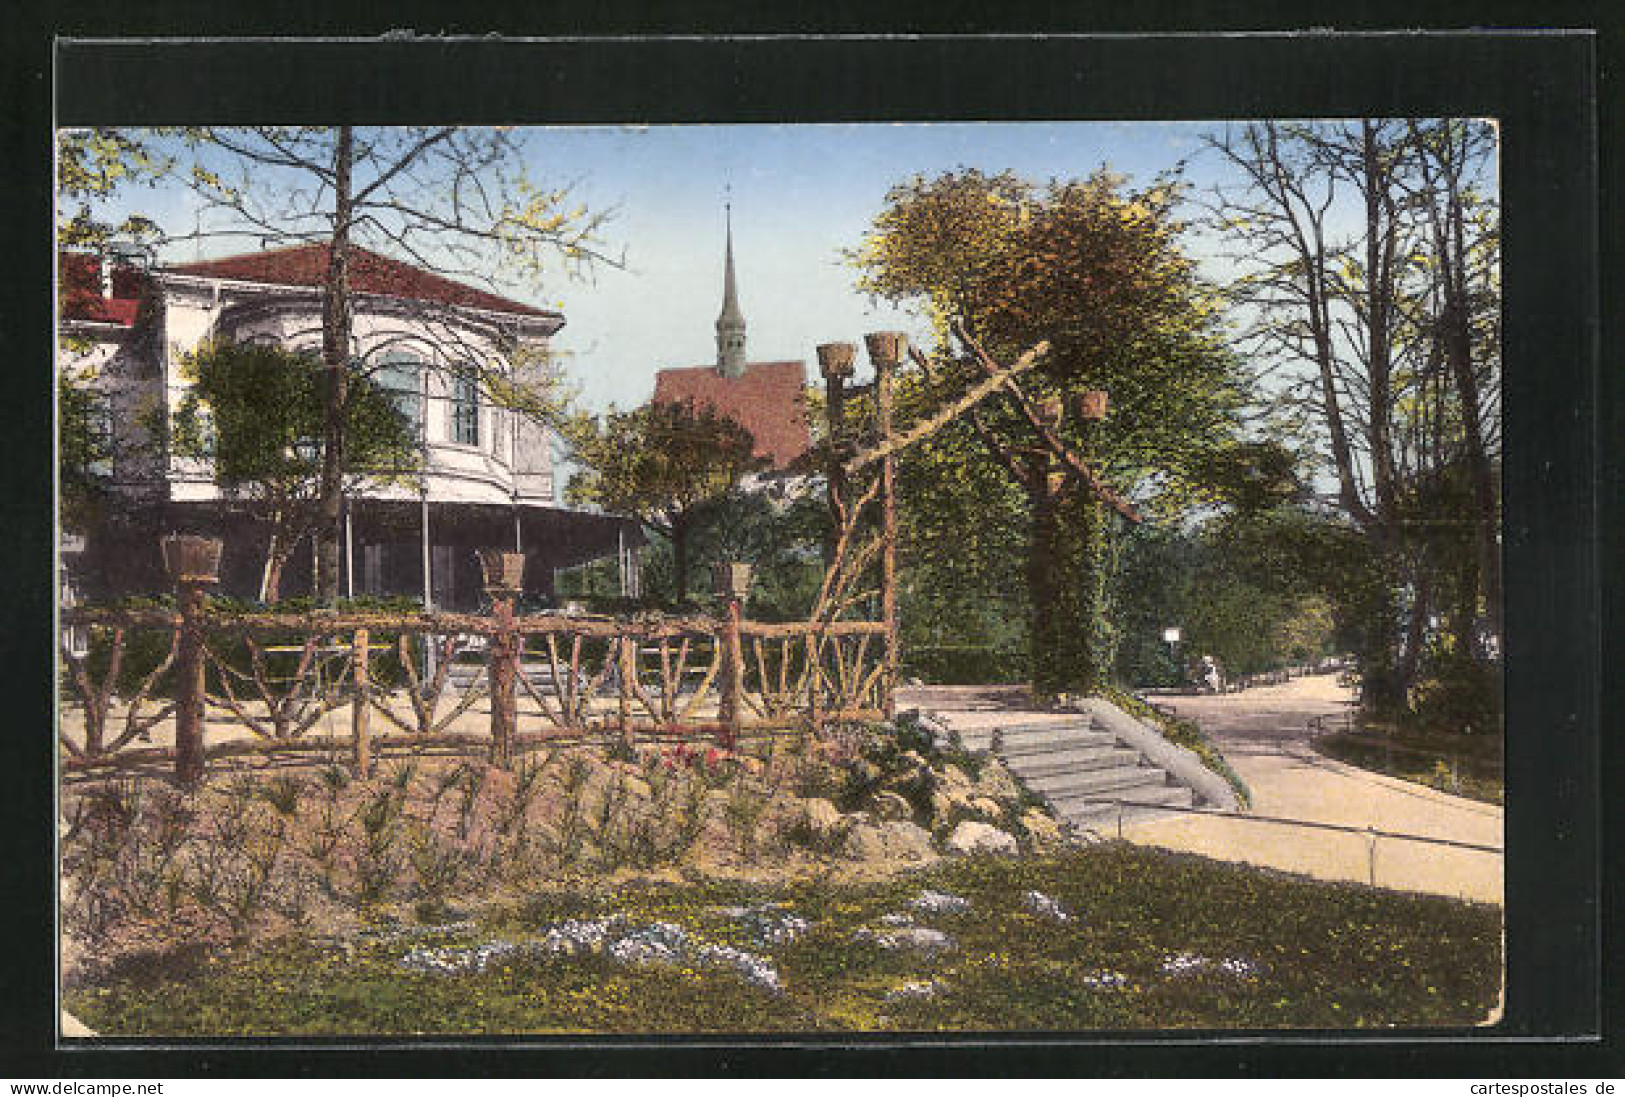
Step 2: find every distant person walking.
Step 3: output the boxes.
[1199,654,1224,694]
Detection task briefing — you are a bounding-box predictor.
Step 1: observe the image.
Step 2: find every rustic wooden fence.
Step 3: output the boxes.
[59,540,890,785]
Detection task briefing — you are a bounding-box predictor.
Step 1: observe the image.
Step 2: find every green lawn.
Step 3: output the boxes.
[67,843,1502,1035]
[1316,729,1504,805]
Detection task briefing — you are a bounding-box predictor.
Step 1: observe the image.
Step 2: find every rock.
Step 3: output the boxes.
[974,762,1022,801]
[928,790,955,823]
[1021,809,1064,847]
[873,790,914,822]
[883,980,938,1003]
[844,820,937,862]
[938,764,972,792]
[969,796,1005,820]
[945,820,1018,855]
[798,797,846,837]
[909,889,972,915]
[1021,890,1072,921]
[856,925,956,954]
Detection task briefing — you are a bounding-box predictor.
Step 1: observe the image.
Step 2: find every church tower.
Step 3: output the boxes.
[715,204,747,378]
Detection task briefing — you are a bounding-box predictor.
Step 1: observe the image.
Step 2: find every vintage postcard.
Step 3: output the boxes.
[56,99,1515,1036]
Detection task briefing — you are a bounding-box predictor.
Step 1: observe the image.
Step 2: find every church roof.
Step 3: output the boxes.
[166,243,563,323]
[652,360,811,470]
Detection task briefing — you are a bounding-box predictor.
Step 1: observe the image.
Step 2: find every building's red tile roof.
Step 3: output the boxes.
[59,252,143,327]
[652,361,811,469]
[166,243,561,320]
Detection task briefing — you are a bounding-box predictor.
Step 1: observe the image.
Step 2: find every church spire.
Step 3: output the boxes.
[716,199,747,378]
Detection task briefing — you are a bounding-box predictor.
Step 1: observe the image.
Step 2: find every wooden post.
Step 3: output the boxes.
[865,332,904,721]
[816,342,856,570]
[719,597,744,748]
[351,628,372,778]
[618,634,635,734]
[805,630,823,738]
[488,593,517,768]
[162,535,221,788]
[478,549,524,769]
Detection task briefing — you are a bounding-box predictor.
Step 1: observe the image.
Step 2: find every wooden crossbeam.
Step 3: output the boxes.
[842,339,1050,475]
[952,319,1144,524]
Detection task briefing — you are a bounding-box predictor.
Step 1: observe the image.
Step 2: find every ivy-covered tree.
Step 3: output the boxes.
[563,398,767,604]
[170,341,420,602]
[852,169,1253,698]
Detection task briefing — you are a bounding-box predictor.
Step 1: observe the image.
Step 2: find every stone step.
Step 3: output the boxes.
[995,718,1097,736]
[1054,784,1197,829]
[1059,789,1202,832]
[996,727,1118,757]
[1010,745,1144,778]
[1026,764,1167,799]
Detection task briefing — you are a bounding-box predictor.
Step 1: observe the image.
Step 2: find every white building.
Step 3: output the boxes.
[58,243,640,609]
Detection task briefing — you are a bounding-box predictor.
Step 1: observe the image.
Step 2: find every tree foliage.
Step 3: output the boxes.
[563,398,768,604]
[170,341,419,601]
[852,169,1255,696]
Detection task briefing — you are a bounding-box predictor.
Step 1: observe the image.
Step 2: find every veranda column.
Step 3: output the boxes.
[162,534,221,788]
[865,332,905,720]
[479,548,524,769]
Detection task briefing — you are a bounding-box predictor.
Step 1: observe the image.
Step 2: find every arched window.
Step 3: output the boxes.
[376,351,424,436]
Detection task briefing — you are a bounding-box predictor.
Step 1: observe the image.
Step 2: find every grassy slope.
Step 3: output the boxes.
[68,844,1501,1035]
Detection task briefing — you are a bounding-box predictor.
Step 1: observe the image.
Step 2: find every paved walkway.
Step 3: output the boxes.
[900,676,1504,905]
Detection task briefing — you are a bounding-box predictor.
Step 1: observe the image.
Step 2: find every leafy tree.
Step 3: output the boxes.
[853,169,1252,698]
[170,341,419,602]
[162,126,616,602]
[563,398,768,604]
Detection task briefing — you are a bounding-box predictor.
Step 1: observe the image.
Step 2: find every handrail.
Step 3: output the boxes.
[1093,797,1503,855]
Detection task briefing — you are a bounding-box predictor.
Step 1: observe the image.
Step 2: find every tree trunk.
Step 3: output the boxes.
[315,125,355,605]
[1026,466,1063,703]
[671,514,690,604]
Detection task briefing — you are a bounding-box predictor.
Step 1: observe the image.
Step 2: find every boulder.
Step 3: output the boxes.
[1021,889,1073,922]
[938,764,973,792]
[872,790,914,822]
[844,820,938,863]
[945,820,1019,856]
[856,925,956,954]
[798,797,846,839]
[974,761,1022,801]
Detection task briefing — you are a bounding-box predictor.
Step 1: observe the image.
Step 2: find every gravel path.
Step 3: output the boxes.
[901,676,1504,905]
[1125,676,1503,904]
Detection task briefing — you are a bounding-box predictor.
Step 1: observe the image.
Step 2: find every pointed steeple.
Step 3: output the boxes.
[715,200,747,378]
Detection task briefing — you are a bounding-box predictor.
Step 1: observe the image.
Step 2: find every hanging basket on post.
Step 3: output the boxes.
[1078,389,1109,421]
[864,331,908,368]
[161,535,222,585]
[711,560,753,602]
[477,549,526,596]
[816,342,857,380]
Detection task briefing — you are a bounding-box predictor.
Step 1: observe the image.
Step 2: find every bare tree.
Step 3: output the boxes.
[165,126,618,602]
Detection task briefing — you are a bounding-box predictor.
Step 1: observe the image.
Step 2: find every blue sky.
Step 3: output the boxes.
[81,122,1243,410]
[520,122,1225,409]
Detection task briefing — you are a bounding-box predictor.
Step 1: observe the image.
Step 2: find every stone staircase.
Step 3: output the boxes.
[955,714,1197,832]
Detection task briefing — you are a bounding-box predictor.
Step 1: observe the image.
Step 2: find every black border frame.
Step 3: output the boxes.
[3,23,1609,1078]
